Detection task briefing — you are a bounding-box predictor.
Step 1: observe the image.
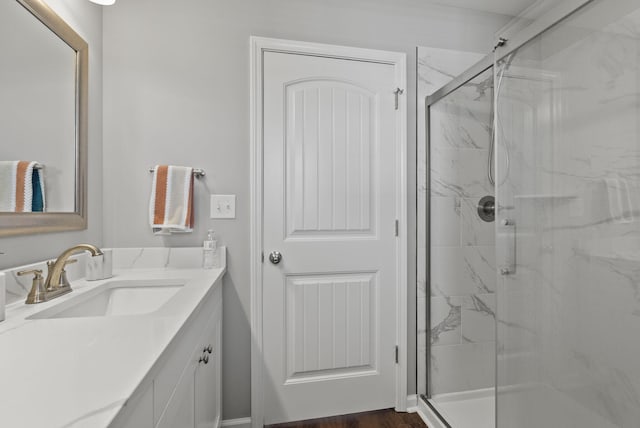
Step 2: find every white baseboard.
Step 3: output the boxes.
[221,417,252,428]
[406,394,418,413]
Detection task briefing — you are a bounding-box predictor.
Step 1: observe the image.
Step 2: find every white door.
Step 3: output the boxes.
[262,50,400,424]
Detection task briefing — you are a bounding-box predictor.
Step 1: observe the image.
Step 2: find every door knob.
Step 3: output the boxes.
[268,251,282,265]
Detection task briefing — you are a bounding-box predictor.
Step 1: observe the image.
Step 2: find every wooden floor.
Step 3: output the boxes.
[266,408,427,428]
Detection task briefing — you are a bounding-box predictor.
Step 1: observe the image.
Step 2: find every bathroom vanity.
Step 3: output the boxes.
[0,247,225,428]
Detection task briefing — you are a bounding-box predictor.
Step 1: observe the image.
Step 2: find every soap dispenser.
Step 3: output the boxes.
[203,229,217,269]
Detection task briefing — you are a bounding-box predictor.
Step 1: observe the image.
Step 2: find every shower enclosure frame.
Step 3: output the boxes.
[418,0,597,425]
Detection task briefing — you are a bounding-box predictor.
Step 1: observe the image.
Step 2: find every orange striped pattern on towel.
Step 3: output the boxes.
[149,165,194,233]
[15,161,29,212]
[153,165,169,225]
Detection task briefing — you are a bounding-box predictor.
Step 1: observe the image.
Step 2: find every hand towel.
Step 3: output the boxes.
[149,165,194,234]
[0,161,45,212]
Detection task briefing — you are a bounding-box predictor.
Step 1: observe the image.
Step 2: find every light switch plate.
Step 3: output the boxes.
[210,194,236,219]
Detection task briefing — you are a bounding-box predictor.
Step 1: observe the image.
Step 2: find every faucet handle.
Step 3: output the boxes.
[45,258,75,272]
[59,258,78,288]
[18,269,47,304]
[17,268,43,278]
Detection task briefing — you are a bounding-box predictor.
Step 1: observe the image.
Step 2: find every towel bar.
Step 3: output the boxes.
[149,167,205,178]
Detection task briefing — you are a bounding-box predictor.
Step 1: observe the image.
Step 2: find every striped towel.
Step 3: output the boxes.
[149,165,194,234]
[0,161,45,212]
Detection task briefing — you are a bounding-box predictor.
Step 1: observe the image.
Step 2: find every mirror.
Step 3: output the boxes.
[0,0,88,236]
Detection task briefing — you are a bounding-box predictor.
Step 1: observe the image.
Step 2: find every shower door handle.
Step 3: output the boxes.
[498,219,516,275]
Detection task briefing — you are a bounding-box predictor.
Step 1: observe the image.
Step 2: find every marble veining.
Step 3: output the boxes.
[111,247,206,270]
[573,351,640,427]
[461,294,495,344]
[431,246,496,297]
[58,399,126,428]
[463,247,496,294]
[431,296,462,345]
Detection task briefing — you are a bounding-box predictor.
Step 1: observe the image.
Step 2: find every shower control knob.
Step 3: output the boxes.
[477,196,495,223]
[269,251,282,265]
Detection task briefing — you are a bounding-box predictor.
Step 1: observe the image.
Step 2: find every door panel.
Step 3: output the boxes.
[285,81,376,237]
[285,273,377,381]
[263,51,398,424]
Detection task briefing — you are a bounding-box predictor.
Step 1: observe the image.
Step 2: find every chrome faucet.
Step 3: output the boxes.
[19,244,103,304]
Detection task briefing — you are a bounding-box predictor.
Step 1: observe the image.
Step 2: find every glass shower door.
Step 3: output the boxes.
[427,67,496,428]
[495,1,640,426]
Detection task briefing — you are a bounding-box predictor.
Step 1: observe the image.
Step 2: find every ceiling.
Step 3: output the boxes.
[428,0,538,16]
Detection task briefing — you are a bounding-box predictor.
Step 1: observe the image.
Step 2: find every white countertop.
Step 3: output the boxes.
[0,260,225,428]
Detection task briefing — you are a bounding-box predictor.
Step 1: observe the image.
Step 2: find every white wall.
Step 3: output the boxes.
[0,0,103,269]
[102,0,510,419]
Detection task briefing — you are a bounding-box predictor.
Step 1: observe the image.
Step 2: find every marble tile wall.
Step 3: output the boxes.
[416,47,495,397]
[495,3,640,427]
[429,67,496,396]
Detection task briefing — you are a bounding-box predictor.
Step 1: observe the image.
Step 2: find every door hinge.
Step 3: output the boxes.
[395,220,399,237]
[261,252,264,263]
[394,88,404,110]
[395,345,399,364]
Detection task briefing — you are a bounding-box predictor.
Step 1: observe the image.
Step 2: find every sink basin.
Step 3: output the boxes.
[28,280,185,319]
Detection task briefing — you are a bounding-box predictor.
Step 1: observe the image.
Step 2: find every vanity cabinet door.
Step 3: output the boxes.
[155,356,197,428]
[116,382,154,428]
[156,299,222,428]
[194,313,222,428]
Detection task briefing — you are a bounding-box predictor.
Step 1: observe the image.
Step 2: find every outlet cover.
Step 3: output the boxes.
[210,194,236,219]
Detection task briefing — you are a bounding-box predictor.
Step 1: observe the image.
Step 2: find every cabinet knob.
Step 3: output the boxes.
[199,354,209,364]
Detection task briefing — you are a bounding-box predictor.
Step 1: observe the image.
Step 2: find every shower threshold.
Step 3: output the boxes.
[422,388,495,428]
